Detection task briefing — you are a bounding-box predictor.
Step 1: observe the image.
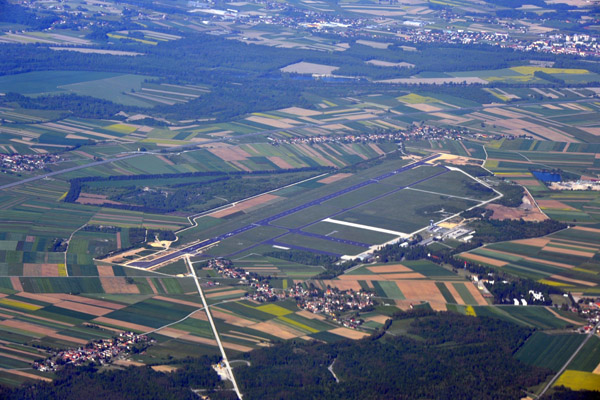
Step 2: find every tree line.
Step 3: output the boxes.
[64,166,332,205]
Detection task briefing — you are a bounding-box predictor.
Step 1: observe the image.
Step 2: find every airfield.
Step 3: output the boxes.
[127,153,497,269]
[1,1,600,392]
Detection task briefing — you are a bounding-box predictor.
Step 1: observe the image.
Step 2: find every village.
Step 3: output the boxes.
[0,153,61,173]
[573,297,600,336]
[268,124,490,148]
[205,258,374,329]
[288,283,374,329]
[33,332,152,372]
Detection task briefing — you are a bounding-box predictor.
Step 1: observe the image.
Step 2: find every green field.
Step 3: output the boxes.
[336,189,477,235]
[275,233,368,256]
[0,71,153,106]
[436,282,457,303]
[371,281,405,299]
[567,336,600,372]
[472,306,578,329]
[402,260,458,278]
[411,170,495,200]
[515,332,586,371]
[452,283,477,304]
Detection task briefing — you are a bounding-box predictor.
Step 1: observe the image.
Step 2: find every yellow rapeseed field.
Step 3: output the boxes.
[0,298,42,311]
[554,370,600,391]
[255,303,293,316]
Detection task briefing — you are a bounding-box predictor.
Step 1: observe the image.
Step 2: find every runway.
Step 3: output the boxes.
[129,154,440,268]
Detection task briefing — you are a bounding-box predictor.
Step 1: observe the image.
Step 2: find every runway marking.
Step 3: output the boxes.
[322,218,407,237]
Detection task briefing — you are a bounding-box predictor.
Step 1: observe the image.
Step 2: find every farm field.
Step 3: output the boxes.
[0,71,154,107]
[472,306,585,330]
[0,284,374,385]
[213,254,323,279]
[322,261,487,310]
[5,83,599,158]
[515,332,586,371]
[2,0,600,395]
[553,370,600,392]
[567,336,600,372]
[471,137,600,234]
[458,227,600,293]
[450,66,600,85]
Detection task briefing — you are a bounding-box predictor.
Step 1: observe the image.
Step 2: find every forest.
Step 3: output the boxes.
[67,168,328,213]
[0,23,596,121]
[227,311,550,399]
[0,0,58,29]
[0,355,225,400]
[467,218,567,244]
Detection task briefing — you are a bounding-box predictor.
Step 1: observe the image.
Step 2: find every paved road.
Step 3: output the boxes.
[188,256,243,400]
[130,154,439,268]
[0,154,140,190]
[537,321,600,398]
[328,359,340,383]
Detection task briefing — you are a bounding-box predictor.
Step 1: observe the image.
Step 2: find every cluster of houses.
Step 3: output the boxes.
[288,283,374,328]
[207,258,374,329]
[206,258,245,280]
[33,332,151,372]
[576,298,600,334]
[395,28,511,47]
[269,131,408,146]
[19,0,600,59]
[249,281,279,302]
[0,153,61,173]
[515,34,600,58]
[269,125,478,147]
[206,258,280,302]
